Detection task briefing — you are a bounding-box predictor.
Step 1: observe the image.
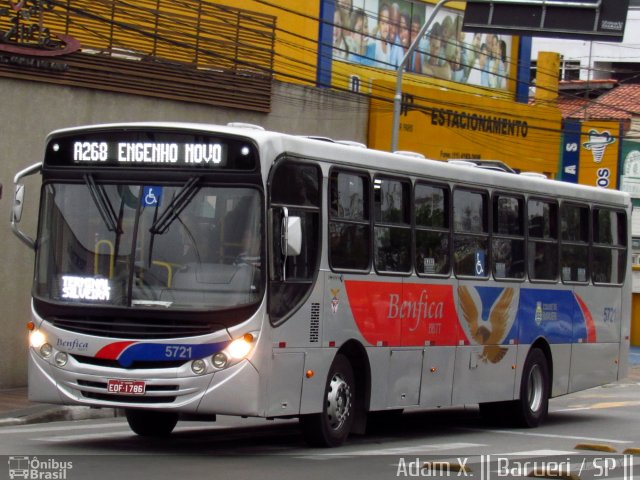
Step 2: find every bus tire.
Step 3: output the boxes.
[513,348,550,428]
[125,409,178,436]
[300,354,355,447]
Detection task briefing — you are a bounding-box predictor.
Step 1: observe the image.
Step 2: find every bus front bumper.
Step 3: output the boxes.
[28,348,262,417]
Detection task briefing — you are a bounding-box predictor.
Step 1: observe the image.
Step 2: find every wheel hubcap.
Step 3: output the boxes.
[326,373,352,431]
[527,364,543,413]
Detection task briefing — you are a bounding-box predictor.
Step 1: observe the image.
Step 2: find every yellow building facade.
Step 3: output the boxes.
[1,0,588,178]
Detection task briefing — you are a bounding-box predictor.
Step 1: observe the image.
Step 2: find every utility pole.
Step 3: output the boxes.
[391,0,455,152]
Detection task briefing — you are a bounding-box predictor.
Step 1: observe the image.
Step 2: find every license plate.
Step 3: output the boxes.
[107,379,146,395]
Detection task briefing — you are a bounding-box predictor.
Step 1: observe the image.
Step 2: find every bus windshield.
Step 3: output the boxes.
[34,181,264,311]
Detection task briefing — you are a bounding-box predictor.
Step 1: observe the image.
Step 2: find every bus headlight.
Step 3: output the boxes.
[191,359,206,375]
[30,330,47,349]
[227,333,254,360]
[212,333,256,370]
[212,352,227,369]
[54,352,68,367]
[40,343,53,359]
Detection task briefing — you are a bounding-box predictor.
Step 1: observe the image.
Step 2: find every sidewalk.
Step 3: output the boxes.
[0,389,119,426]
[0,348,639,427]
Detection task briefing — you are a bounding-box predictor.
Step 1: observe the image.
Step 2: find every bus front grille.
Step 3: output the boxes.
[49,315,219,339]
[71,354,187,370]
[81,392,177,403]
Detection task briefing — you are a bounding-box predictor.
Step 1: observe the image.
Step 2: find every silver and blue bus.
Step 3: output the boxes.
[11,122,631,447]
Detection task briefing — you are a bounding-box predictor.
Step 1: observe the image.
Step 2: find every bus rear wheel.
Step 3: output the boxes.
[300,354,355,447]
[480,348,549,427]
[514,348,550,427]
[125,409,178,436]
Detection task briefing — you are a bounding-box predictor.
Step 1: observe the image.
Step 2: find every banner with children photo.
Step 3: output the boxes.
[330,0,512,90]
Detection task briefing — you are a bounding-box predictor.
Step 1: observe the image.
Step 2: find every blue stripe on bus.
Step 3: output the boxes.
[474,287,592,345]
[516,289,581,344]
[116,341,229,368]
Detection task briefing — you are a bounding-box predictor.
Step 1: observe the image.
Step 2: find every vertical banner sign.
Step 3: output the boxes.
[562,120,581,183]
[578,121,621,189]
[619,139,640,199]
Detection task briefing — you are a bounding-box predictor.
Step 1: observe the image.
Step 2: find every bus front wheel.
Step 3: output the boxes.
[125,409,178,436]
[300,354,355,447]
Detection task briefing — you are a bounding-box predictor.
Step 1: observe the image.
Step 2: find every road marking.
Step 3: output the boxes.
[459,428,633,445]
[502,449,580,456]
[295,442,487,460]
[554,406,596,412]
[556,400,640,412]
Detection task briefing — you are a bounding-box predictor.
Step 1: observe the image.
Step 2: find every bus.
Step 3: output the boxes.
[11,122,631,447]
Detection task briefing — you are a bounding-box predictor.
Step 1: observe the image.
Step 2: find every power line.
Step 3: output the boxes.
[44,0,638,140]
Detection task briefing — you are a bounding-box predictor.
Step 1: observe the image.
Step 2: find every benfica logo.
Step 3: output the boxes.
[1,0,80,56]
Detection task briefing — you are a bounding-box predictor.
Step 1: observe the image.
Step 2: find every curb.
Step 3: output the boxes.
[0,405,120,427]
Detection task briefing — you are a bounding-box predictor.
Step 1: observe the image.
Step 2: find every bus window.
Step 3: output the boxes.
[269,160,321,323]
[592,208,627,284]
[527,199,558,281]
[493,194,525,279]
[329,170,371,271]
[373,176,411,274]
[560,203,589,283]
[415,182,450,276]
[453,188,489,278]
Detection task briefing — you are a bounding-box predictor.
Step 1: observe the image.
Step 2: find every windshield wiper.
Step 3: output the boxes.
[149,176,201,234]
[84,174,121,233]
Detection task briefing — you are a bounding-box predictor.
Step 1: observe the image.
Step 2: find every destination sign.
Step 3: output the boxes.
[73,141,225,165]
[45,128,258,170]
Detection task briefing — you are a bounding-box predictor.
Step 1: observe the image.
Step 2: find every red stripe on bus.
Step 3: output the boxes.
[95,341,136,359]
[574,293,597,343]
[344,280,466,347]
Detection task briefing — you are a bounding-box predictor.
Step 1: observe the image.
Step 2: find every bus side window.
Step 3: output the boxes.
[269,159,322,324]
[415,182,450,276]
[592,208,627,284]
[560,203,589,283]
[528,199,558,281]
[453,188,489,278]
[373,176,411,274]
[492,194,525,280]
[329,169,371,271]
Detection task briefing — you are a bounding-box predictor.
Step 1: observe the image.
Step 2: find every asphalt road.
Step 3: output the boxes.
[1,376,640,480]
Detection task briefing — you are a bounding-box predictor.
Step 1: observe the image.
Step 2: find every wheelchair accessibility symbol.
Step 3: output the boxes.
[475,251,485,276]
[142,186,162,207]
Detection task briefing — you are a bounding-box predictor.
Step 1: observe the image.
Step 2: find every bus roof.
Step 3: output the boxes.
[47,121,631,208]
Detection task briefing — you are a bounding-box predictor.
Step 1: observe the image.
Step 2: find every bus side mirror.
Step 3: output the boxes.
[281,210,302,257]
[12,184,25,223]
[10,162,42,250]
